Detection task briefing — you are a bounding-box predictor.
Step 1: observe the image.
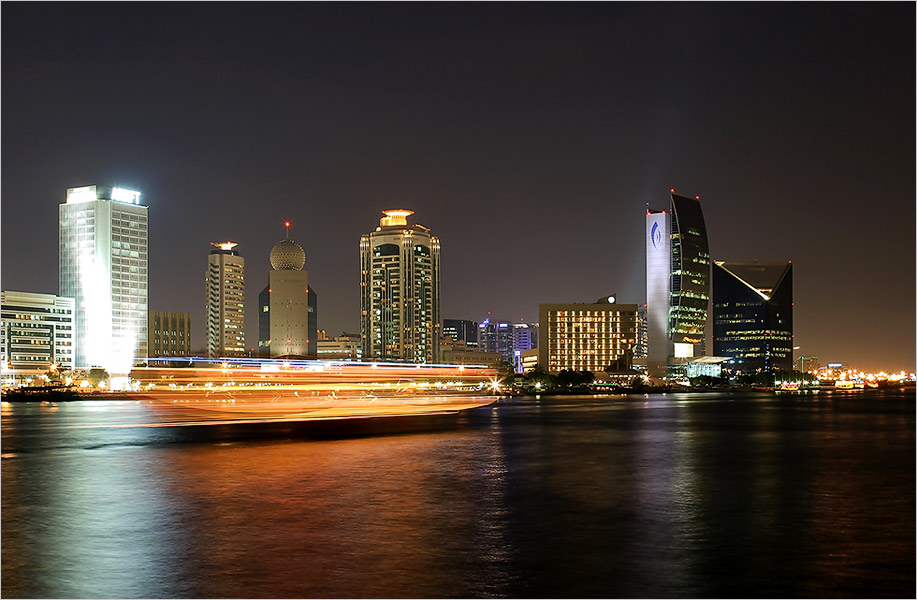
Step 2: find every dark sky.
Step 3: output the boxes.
[2,3,914,372]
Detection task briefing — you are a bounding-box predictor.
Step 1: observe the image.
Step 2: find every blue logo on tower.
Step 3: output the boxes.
[651,222,662,249]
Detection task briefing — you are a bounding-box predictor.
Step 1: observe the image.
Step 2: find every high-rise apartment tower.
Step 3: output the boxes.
[206,242,245,358]
[360,210,441,363]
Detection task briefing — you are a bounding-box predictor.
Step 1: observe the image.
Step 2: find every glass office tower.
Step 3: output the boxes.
[59,185,148,373]
[646,190,710,376]
[713,261,793,373]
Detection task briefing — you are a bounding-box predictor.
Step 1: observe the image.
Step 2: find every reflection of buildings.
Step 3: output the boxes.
[360,210,441,363]
[206,242,246,358]
[59,185,148,371]
[148,311,191,358]
[258,230,317,358]
[1,291,75,372]
[713,261,793,373]
[443,319,478,347]
[539,297,638,373]
[646,191,710,377]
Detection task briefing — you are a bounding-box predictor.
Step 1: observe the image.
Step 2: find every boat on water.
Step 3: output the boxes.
[127,358,501,424]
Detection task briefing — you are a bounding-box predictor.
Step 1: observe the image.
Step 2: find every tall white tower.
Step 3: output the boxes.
[59,185,148,373]
[360,209,441,363]
[260,222,315,357]
[206,242,246,358]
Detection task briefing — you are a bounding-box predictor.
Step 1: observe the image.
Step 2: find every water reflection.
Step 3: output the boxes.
[2,390,914,598]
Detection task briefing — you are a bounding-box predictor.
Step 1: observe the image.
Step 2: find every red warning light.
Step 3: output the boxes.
[669,188,675,193]
[284,221,291,227]
[268,288,272,293]
[695,195,700,200]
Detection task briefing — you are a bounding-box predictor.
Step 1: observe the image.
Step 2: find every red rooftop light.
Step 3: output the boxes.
[669,188,675,193]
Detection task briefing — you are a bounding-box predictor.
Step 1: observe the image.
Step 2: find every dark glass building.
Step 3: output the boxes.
[713,261,793,373]
[442,319,478,347]
[669,193,710,351]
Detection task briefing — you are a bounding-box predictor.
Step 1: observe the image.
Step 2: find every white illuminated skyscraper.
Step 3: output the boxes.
[59,185,148,373]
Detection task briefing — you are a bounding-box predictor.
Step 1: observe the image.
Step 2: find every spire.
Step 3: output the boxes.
[284,220,291,240]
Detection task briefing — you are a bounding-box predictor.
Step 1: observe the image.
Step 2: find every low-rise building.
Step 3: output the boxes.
[440,338,502,367]
[148,311,191,359]
[1,291,76,384]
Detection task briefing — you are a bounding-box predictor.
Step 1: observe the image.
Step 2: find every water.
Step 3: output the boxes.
[2,390,914,598]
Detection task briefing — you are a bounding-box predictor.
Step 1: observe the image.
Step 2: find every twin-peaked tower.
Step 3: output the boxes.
[646,190,711,377]
[360,210,441,363]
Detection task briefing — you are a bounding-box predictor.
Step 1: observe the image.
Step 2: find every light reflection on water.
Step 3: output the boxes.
[2,390,914,598]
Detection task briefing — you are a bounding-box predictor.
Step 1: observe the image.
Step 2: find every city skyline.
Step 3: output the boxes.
[2,4,913,371]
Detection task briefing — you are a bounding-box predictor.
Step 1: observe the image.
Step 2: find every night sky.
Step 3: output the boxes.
[2,3,913,371]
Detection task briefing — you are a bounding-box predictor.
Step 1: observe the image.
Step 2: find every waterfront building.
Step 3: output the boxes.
[440,338,502,367]
[646,190,710,377]
[539,296,638,374]
[713,261,793,373]
[360,210,441,363]
[1,291,75,378]
[258,228,317,358]
[517,348,539,373]
[442,319,478,347]
[59,185,148,372]
[206,242,245,358]
[148,311,191,359]
[795,356,818,374]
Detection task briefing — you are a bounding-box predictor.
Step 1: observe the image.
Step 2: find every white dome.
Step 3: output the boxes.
[270,239,306,271]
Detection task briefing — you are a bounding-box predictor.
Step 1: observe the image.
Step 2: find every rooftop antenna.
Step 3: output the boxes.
[283,220,291,240]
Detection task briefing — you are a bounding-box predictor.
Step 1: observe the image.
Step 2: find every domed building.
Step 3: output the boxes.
[258,224,317,358]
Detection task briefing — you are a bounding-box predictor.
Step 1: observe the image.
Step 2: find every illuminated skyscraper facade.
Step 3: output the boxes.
[713,261,793,373]
[646,191,710,377]
[206,242,245,358]
[59,185,148,372]
[360,210,440,363]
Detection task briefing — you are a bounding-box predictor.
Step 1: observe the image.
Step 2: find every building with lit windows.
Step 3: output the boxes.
[1,291,75,375]
[539,297,638,374]
[59,185,148,373]
[258,228,317,358]
[646,190,710,377]
[713,261,793,373]
[479,319,514,363]
[634,304,648,361]
[360,210,441,363]
[442,319,478,347]
[206,242,245,358]
[148,311,191,359]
